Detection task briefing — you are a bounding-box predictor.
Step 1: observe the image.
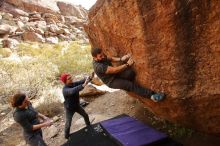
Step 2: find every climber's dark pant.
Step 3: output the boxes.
[64,105,90,138]
[108,68,154,98]
[26,131,47,146]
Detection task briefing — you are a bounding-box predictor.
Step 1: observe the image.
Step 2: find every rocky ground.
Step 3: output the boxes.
[0,90,219,146]
[0,0,89,48]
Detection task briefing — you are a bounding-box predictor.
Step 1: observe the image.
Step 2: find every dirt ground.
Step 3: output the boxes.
[0,90,219,146]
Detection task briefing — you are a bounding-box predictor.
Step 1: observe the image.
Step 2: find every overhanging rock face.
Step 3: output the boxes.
[84,0,220,134]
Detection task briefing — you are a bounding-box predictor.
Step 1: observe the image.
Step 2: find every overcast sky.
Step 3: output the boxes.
[58,0,97,10]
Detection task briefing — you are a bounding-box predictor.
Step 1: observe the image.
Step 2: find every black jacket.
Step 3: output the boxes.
[62,79,85,110]
[13,104,41,140]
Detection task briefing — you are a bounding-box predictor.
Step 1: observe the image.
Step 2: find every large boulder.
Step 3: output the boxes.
[45,36,58,44]
[0,24,11,35]
[1,12,13,20]
[22,31,45,42]
[2,38,19,48]
[57,1,88,19]
[0,2,29,17]
[42,13,62,24]
[80,84,106,97]
[5,0,60,14]
[84,0,220,134]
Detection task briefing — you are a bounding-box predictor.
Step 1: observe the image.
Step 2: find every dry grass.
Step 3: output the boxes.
[36,101,63,118]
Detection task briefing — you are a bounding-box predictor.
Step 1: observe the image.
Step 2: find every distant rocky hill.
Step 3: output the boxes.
[0,0,89,48]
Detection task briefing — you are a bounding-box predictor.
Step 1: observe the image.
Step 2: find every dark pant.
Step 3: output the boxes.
[108,68,154,98]
[64,105,90,138]
[26,131,47,146]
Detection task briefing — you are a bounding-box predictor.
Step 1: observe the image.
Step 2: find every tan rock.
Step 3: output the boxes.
[64,16,82,24]
[44,31,57,37]
[80,84,106,97]
[84,0,220,134]
[2,38,19,48]
[71,21,84,28]
[0,24,11,35]
[23,31,45,42]
[57,23,68,29]
[57,1,88,19]
[42,13,61,24]
[42,13,55,19]
[34,28,44,36]
[58,34,70,41]
[17,20,25,28]
[62,28,70,35]
[52,116,60,123]
[42,13,57,20]
[45,17,56,25]
[35,21,47,31]
[46,37,58,44]
[19,16,29,22]
[30,13,41,20]
[0,2,28,17]
[44,125,58,139]
[25,26,35,32]
[15,27,24,33]
[91,76,104,86]
[29,11,38,16]
[12,7,29,17]
[59,15,65,23]
[28,17,42,22]
[69,34,76,41]
[48,24,60,33]
[5,0,60,14]
[2,12,13,20]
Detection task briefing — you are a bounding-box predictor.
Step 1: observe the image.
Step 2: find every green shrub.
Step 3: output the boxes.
[36,92,63,118]
[17,41,93,75]
[0,58,58,99]
[1,41,92,100]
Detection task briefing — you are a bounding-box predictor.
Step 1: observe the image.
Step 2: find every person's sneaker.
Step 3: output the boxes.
[151,93,165,102]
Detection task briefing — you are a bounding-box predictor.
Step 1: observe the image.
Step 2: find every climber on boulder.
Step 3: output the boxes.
[91,48,165,102]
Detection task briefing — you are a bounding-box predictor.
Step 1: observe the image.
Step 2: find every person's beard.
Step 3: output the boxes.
[100,54,107,62]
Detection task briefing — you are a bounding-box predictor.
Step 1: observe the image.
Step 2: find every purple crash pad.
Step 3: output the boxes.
[101,116,167,146]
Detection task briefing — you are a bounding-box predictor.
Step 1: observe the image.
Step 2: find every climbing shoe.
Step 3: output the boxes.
[151,93,165,102]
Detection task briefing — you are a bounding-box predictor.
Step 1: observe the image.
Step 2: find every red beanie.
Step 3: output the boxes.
[60,73,70,83]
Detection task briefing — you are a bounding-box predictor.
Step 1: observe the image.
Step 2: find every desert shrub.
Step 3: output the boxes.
[37,101,63,118]
[0,57,58,99]
[36,91,63,117]
[1,41,92,100]
[17,41,93,75]
[54,41,93,74]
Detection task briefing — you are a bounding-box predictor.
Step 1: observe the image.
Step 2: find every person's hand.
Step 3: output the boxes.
[88,72,94,81]
[121,53,131,62]
[44,119,53,127]
[127,57,134,66]
[82,76,90,87]
[43,116,50,121]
